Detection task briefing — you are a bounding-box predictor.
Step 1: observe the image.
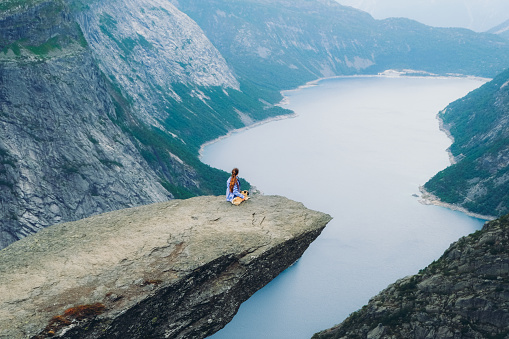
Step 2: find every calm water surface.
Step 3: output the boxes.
[202,76,487,339]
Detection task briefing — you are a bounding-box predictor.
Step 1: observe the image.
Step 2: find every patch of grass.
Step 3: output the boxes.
[141,279,163,287]
[1,42,22,56]
[0,179,14,189]
[61,163,83,175]
[0,148,17,167]
[378,306,413,328]
[63,303,106,320]
[159,180,194,199]
[136,33,153,50]
[99,12,117,29]
[88,135,99,144]
[397,276,419,294]
[25,36,62,55]
[0,0,45,12]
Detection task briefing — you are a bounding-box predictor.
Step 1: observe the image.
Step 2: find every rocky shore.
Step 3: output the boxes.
[418,186,496,221]
[0,195,331,339]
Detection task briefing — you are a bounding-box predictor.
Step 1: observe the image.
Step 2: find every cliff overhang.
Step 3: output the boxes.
[0,195,331,339]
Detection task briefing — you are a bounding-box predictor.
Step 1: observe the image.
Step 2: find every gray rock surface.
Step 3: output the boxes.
[313,214,509,339]
[0,1,174,249]
[76,0,239,126]
[0,0,274,249]
[0,195,331,339]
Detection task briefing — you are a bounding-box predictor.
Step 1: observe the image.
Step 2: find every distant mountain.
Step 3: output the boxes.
[1,0,509,249]
[337,0,509,33]
[175,0,509,91]
[488,19,509,40]
[424,69,509,218]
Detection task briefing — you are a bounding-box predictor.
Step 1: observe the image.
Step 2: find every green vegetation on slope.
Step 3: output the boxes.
[102,76,244,198]
[159,81,290,152]
[0,1,87,59]
[0,0,46,12]
[177,0,509,94]
[425,68,509,217]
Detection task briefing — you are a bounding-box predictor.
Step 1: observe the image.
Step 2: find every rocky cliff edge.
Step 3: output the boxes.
[0,195,331,339]
[313,214,509,339]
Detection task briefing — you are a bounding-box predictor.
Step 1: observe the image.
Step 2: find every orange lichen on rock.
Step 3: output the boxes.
[63,303,106,321]
[35,303,106,338]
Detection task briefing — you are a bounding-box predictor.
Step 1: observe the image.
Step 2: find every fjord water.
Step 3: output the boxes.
[202,76,486,339]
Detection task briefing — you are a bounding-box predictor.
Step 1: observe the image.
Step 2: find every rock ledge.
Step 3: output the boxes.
[0,195,331,339]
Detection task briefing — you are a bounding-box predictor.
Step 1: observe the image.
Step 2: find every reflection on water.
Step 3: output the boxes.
[202,76,487,339]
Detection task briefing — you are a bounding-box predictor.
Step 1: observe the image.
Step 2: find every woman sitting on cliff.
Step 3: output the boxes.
[226,168,247,205]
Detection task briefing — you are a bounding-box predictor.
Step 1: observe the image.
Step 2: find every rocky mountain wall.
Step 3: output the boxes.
[0,49,173,247]
[76,0,239,125]
[0,195,331,339]
[0,0,286,249]
[0,1,176,248]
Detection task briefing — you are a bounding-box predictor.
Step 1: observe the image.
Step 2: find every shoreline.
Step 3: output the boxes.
[418,186,495,221]
[199,71,495,223]
[426,75,491,220]
[198,112,298,159]
[278,71,489,105]
[436,112,458,165]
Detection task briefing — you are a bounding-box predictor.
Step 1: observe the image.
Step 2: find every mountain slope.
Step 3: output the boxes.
[0,0,281,249]
[488,19,509,40]
[74,0,289,152]
[0,0,173,248]
[424,69,509,218]
[174,0,509,91]
[336,0,509,33]
[313,213,509,339]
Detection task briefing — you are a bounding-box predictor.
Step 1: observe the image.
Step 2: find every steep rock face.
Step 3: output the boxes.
[0,1,172,249]
[0,195,332,339]
[74,0,289,152]
[174,0,377,88]
[424,69,509,218]
[313,214,509,339]
[76,0,239,125]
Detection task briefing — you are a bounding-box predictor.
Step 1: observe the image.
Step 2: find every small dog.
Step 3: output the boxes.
[232,190,249,206]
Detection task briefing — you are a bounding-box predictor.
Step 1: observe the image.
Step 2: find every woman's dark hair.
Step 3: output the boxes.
[229,168,239,193]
